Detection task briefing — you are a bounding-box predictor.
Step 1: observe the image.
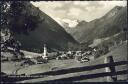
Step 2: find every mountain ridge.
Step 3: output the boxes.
[14,2,78,52]
[64,6,127,44]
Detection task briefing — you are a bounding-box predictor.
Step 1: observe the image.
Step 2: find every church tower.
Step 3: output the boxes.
[42,44,47,59]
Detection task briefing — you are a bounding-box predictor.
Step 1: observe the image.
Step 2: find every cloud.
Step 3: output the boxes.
[31,1,127,22]
[31,1,63,9]
[67,8,82,17]
[62,19,78,28]
[73,1,89,6]
[99,1,127,7]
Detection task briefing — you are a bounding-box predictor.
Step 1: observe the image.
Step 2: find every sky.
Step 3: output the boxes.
[31,1,127,27]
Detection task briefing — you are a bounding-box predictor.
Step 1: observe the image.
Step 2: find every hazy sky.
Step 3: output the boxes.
[31,1,127,27]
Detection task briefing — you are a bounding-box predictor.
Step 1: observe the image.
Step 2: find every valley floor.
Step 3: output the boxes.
[1,41,128,82]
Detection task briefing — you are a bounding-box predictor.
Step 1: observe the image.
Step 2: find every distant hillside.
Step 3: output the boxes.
[67,6,127,44]
[14,2,78,52]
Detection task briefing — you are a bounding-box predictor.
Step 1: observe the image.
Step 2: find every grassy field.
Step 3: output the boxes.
[1,41,127,82]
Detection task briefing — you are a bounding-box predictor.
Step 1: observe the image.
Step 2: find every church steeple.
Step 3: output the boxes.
[42,44,47,59]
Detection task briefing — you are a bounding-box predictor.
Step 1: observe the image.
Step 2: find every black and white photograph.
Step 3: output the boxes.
[1,0,128,83]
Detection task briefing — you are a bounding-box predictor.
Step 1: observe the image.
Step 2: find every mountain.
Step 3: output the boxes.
[60,20,84,34]
[68,6,127,44]
[14,2,78,52]
[58,21,70,31]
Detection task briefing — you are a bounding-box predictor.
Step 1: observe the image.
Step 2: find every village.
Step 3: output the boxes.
[1,35,110,66]
[1,30,120,67]
[1,38,127,82]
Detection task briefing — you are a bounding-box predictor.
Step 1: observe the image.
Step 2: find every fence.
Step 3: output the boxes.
[31,56,128,82]
[1,56,128,82]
